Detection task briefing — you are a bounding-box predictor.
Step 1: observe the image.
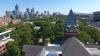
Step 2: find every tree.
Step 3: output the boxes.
[7,42,21,56]
[11,23,34,46]
[79,31,91,44]
[53,20,64,43]
[93,31,100,44]
[0,26,8,33]
[79,22,87,31]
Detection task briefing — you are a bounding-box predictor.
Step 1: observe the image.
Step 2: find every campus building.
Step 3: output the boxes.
[0,30,13,56]
[22,10,100,56]
[93,11,100,22]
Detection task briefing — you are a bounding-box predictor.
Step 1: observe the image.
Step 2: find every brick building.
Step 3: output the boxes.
[0,30,13,56]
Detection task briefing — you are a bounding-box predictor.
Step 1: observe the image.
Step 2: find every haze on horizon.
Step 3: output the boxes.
[0,0,100,17]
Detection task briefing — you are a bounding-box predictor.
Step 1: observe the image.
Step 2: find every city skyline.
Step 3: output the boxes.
[0,0,100,17]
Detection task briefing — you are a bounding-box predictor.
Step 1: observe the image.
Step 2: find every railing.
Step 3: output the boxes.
[1,36,10,40]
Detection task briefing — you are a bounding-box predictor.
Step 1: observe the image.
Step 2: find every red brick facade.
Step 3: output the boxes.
[0,44,7,56]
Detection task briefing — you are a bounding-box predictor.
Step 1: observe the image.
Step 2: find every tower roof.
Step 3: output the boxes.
[65,9,77,28]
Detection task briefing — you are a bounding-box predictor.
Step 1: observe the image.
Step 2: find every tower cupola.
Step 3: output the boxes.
[64,9,79,37]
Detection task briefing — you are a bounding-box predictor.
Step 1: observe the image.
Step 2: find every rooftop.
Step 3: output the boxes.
[86,48,100,56]
[0,29,13,46]
[64,9,77,28]
[22,37,93,56]
[0,38,13,46]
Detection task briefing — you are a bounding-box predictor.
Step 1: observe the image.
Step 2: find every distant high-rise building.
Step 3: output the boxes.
[15,4,19,11]
[15,4,21,19]
[53,12,56,16]
[41,13,43,16]
[31,8,34,14]
[5,11,12,17]
[47,11,50,17]
[12,10,16,15]
[11,10,16,19]
[26,8,30,13]
[24,8,31,19]
[44,11,46,17]
[57,12,61,16]
[36,11,39,17]
[39,13,44,18]
[19,12,23,19]
[30,8,35,18]
[93,11,100,22]
[11,15,16,20]
[6,4,61,20]
[24,12,30,19]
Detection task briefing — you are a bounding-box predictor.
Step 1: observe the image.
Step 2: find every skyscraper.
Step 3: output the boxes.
[15,4,19,11]
[31,8,34,14]
[26,8,30,13]
[15,4,20,19]
[11,10,16,19]
[44,11,46,17]
[5,11,12,17]
[12,10,16,15]
[36,11,39,17]
[30,8,35,18]
[47,11,50,17]
[24,8,31,19]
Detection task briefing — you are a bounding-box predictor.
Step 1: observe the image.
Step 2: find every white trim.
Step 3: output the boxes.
[86,48,100,56]
[0,30,12,36]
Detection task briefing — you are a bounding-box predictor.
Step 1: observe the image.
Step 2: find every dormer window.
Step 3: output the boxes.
[46,51,57,56]
[46,54,57,56]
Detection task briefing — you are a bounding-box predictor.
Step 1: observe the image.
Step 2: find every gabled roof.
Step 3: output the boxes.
[22,37,93,56]
[22,45,43,56]
[62,37,92,56]
[64,9,77,28]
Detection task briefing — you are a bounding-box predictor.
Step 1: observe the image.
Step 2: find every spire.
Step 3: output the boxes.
[65,9,77,28]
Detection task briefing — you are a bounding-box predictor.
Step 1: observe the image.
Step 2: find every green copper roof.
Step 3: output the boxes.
[64,9,77,28]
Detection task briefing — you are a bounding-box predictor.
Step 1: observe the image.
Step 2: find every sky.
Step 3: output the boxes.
[0,0,100,16]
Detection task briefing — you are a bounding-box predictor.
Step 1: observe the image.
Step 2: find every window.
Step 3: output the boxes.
[3,48,6,51]
[4,33,9,37]
[0,46,1,49]
[0,35,3,40]
[0,50,2,53]
[2,45,4,47]
[58,54,62,56]
[46,50,57,56]
[46,54,57,56]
